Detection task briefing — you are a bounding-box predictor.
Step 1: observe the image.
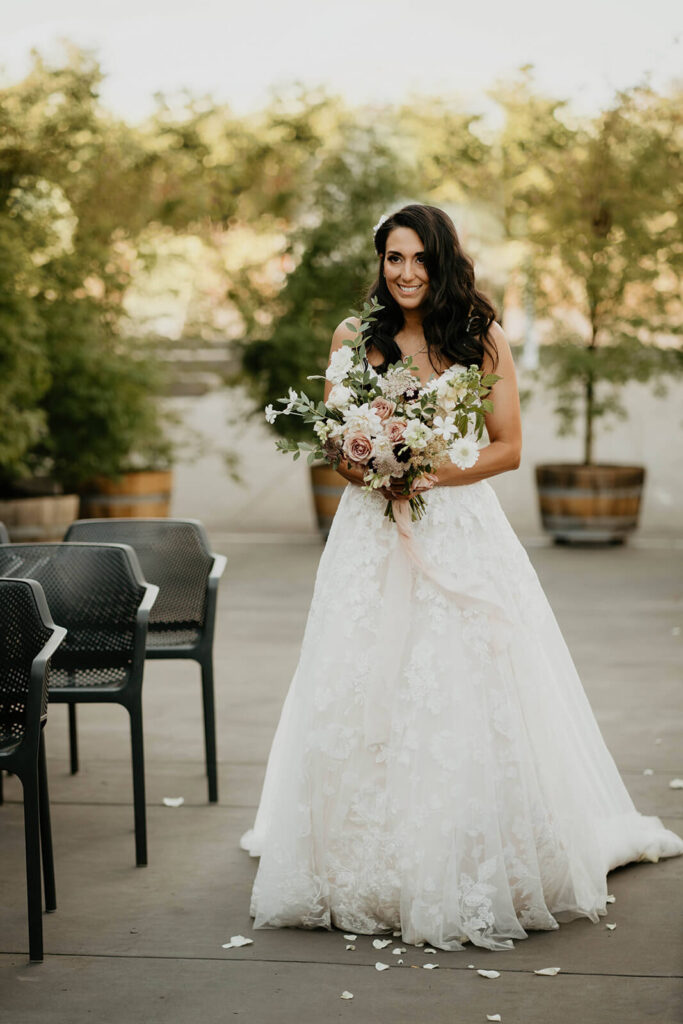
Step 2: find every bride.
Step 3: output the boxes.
[240,203,683,951]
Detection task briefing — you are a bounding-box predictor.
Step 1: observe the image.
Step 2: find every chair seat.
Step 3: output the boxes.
[49,665,130,691]
[146,626,201,649]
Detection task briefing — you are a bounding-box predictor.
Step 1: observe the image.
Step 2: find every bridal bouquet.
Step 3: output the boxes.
[266,300,500,521]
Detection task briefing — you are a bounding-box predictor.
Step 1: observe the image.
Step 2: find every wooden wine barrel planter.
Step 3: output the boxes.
[535,463,645,544]
[309,464,348,537]
[79,470,173,519]
[0,494,80,541]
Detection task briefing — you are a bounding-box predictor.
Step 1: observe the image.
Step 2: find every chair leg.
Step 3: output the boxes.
[68,704,79,775]
[22,769,43,962]
[38,731,56,913]
[129,700,147,867]
[200,655,218,803]
[0,769,3,805]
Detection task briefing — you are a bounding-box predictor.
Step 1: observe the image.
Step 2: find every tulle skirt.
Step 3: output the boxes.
[240,481,683,951]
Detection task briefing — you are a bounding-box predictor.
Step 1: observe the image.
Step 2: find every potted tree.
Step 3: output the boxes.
[231,123,409,535]
[522,85,682,543]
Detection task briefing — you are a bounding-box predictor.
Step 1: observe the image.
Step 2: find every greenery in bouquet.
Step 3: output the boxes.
[267,300,500,521]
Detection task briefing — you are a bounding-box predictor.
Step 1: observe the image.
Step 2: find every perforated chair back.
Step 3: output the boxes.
[0,543,149,691]
[64,519,215,648]
[0,578,62,755]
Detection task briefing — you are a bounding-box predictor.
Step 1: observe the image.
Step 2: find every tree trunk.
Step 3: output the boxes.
[584,322,598,465]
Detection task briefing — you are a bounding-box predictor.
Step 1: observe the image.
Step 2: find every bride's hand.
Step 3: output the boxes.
[379,473,438,501]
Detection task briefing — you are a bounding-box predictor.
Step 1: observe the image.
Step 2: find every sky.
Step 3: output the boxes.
[1,0,681,122]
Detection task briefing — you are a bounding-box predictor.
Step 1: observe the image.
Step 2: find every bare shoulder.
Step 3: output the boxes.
[330,315,361,352]
[481,320,515,377]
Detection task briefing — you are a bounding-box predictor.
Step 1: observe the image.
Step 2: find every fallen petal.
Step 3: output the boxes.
[423,947,437,954]
[487,1016,503,1022]
[606,894,616,903]
[393,930,402,937]
[467,964,476,969]
[477,970,500,979]
[643,768,654,776]
[423,963,439,970]
[606,923,617,931]
[534,967,561,976]
[392,947,407,955]
[415,941,425,947]
[229,935,253,947]
[397,959,404,965]
[669,779,683,789]
[162,797,184,807]
[343,933,357,941]
[375,962,390,971]
[345,945,355,951]
[340,991,354,1000]
[372,938,392,949]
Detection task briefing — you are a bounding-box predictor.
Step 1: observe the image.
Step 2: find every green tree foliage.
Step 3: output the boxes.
[516,83,683,463]
[231,120,409,440]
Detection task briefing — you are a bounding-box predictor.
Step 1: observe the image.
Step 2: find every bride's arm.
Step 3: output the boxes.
[434,322,522,487]
[324,317,365,487]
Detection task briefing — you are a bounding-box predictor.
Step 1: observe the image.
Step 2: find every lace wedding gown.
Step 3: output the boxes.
[240,376,683,952]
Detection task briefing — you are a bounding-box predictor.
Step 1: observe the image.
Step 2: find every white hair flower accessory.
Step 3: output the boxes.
[372,213,389,239]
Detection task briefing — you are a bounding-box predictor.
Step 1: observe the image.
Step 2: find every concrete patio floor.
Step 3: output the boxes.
[1,533,682,1023]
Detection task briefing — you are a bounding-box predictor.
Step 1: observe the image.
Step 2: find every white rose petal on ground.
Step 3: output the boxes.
[372,938,392,949]
[222,935,253,948]
[423,963,439,969]
[415,941,425,947]
[162,797,184,807]
[669,778,683,789]
[487,1015,503,1022]
[606,894,616,903]
[643,768,654,775]
[423,947,437,954]
[393,930,402,937]
[468,964,476,969]
[477,970,501,979]
[392,947,406,955]
[534,967,561,976]
[343,933,357,940]
[606,924,617,931]
[375,962,390,971]
[397,959,404,964]
[340,991,354,1000]
[345,944,355,951]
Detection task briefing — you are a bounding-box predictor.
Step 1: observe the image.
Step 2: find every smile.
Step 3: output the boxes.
[397,284,421,293]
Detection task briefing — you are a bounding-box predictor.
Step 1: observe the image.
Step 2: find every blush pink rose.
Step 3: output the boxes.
[343,432,373,463]
[370,396,396,421]
[410,473,438,494]
[385,419,407,446]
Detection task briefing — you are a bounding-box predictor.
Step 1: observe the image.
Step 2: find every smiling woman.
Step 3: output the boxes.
[240,202,683,954]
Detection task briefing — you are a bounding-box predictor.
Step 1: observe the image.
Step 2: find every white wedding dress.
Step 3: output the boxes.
[240,382,683,951]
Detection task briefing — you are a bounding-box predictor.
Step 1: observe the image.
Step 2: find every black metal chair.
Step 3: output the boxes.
[0,521,8,544]
[63,519,226,803]
[0,578,67,961]
[0,543,158,866]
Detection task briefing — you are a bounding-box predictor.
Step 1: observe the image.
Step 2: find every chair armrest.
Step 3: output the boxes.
[208,554,227,584]
[30,624,67,726]
[139,582,159,615]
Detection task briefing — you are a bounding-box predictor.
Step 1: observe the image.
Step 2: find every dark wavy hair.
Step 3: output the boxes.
[366,204,499,373]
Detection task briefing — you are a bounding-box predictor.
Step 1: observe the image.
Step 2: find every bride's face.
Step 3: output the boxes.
[382,227,429,310]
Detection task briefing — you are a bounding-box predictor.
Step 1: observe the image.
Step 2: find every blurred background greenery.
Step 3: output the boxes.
[0,46,681,500]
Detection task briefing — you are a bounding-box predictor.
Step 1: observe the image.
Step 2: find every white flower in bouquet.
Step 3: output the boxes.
[404,419,433,449]
[313,421,331,442]
[264,404,278,424]
[449,437,480,470]
[343,403,384,436]
[432,415,457,442]
[379,365,421,400]
[327,383,354,410]
[283,387,299,413]
[325,346,355,384]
